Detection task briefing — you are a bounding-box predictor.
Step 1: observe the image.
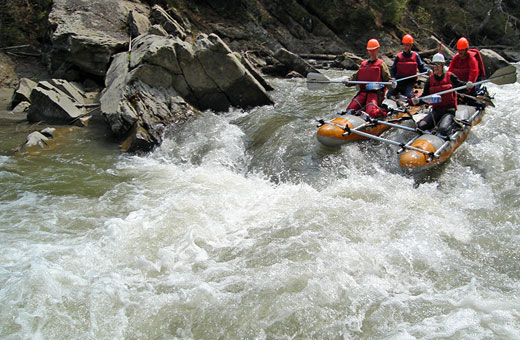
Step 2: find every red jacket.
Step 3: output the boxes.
[448,51,479,82]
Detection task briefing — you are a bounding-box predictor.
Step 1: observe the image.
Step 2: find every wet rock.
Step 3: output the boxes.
[15,127,79,155]
[100,32,274,152]
[26,80,87,125]
[9,78,37,109]
[22,131,49,149]
[502,50,520,62]
[100,50,197,151]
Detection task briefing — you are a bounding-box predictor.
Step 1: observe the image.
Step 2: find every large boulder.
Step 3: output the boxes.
[100,50,197,152]
[26,80,88,125]
[479,49,511,78]
[46,0,150,78]
[190,33,274,110]
[100,32,274,152]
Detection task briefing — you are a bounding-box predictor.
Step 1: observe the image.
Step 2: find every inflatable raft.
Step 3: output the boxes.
[399,103,486,170]
[316,99,420,147]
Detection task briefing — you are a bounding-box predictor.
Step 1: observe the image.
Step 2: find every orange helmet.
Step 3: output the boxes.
[366,39,380,50]
[457,37,469,50]
[402,34,413,44]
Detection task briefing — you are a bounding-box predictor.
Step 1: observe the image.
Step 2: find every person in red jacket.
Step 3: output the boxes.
[448,37,482,96]
[412,53,472,139]
[388,34,430,99]
[344,38,395,119]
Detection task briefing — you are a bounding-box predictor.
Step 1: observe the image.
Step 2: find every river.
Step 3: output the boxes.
[1,69,519,339]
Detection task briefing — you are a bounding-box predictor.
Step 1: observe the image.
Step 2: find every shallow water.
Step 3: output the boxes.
[1,69,519,339]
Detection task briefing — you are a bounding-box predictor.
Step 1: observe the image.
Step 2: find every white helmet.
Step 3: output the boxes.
[432,53,445,64]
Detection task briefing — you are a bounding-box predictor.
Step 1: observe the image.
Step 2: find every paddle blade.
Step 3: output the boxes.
[422,95,441,104]
[307,72,329,83]
[306,82,329,91]
[489,65,517,85]
[477,96,495,107]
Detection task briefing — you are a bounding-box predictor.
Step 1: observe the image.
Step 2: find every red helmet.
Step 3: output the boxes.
[366,39,380,50]
[457,37,469,50]
[402,34,413,44]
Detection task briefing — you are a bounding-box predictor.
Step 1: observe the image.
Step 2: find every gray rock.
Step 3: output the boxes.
[22,131,49,149]
[46,0,149,77]
[128,10,151,38]
[100,52,135,136]
[194,34,274,110]
[11,101,31,113]
[130,35,182,74]
[48,79,86,105]
[148,24,169,37]
[332,52,363,70]
[502,50,520,62]
[10,78,37,109]
[273,48,319,77]
[40,127,56,138]
[480,49,511,78]
[237,52,274,91]
[150,5,187,40]
[27,82,85,124]
[100,32,274,152]
[100,48,197,150]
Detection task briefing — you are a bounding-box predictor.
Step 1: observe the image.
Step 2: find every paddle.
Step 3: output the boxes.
[395,71,429,82]
[307,71,428,90]
[457,93,495,107]
[419,65,517,102]
[306,72,393,90]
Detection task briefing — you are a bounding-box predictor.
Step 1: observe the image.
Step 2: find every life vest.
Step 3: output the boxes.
[358,59,383,91]
[429,71,457,110]
[449,50,480,82]
[469,48,486,78]
[395,51,418,79]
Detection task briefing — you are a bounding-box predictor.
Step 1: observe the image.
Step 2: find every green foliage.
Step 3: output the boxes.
[345,7,375,31]
[0,0,53,47]
[412,6,433,31]
[372,0,408,26]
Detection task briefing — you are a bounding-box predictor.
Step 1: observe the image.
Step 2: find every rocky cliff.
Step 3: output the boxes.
[2,0,519,59]
[146,0,520,58]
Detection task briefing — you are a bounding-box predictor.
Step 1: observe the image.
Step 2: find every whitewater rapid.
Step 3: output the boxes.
[0,70,519,339]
